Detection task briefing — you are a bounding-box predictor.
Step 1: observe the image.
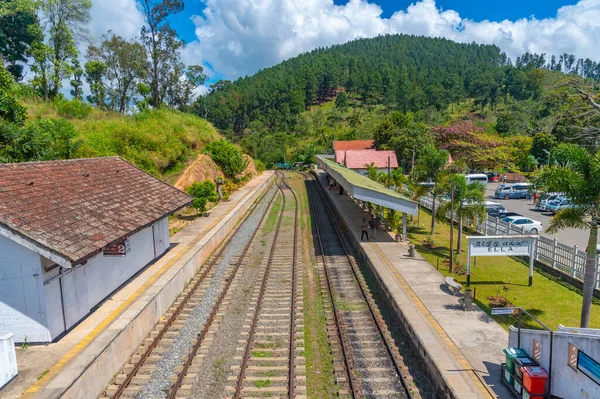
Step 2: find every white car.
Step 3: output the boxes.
[503,216,543,234]
[535,193,564,211]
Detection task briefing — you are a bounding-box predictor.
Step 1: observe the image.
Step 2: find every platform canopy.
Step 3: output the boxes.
[317,155,418,216]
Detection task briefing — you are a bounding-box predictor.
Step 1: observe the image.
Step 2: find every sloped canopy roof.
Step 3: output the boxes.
[0,157,192,267]
[317,155,417,216]
[335,150,398,169]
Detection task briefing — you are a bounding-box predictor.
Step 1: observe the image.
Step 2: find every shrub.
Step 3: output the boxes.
[254,159,266,173]
[56,99,92,119]
[186,180,218,215]
[205,139,249,178]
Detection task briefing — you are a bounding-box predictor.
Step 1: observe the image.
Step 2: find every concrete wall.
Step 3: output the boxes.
[508,327,600,399]
[0,333,17,390]
[0,235,49,343]
[54,173,274,399]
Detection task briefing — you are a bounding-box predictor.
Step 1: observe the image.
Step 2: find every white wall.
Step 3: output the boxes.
[56,218,170,334]
[0,218,170,342]
[509,327,600,399]
[0,235,50,343]
[353,168,394,176]
[0,333,17,389]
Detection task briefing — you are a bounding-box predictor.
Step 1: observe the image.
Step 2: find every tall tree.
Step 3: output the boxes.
[536,144,600,328]
[84,59,107,107]
[0,0,42,80]
[87,33,147,113]
[70,57,83,99]
[437,175,486,254]
[40,0,92,97]
[139,0,184,108]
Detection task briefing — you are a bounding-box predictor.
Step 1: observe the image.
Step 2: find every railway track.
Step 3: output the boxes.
[225,173,305,398]
[304,172,413,399]
[104,179,279,399]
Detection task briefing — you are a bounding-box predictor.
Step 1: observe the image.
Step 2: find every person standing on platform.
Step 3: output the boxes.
[361,219,369,241]
[369,214,378,239]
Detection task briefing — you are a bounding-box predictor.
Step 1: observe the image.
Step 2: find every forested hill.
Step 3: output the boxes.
[196,34,539,135]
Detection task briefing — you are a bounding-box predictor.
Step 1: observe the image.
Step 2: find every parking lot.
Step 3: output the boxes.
[486,183,589,248]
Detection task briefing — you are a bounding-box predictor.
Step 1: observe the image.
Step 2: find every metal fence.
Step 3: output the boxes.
[419,196,600,289]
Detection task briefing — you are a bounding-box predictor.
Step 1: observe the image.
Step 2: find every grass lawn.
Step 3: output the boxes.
[407,207,600,331]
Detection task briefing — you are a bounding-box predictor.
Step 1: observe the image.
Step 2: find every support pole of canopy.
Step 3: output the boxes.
[402,213,408,242]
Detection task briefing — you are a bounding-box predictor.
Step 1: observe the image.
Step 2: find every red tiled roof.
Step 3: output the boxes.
[335,150,398,169]
[333,140,375,151]
[0,157,192,265]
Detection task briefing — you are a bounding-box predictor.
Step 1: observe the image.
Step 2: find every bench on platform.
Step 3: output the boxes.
[444,276,462,295]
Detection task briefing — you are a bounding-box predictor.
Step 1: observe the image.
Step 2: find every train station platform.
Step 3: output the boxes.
[315,170,512,399]
[2,171,274,399]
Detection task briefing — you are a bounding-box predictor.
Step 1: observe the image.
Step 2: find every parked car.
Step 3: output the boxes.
[494,183,534,200]
[503,216,543,234]
[535,193,565,211]
[546,198,574,214]
[486,172,500,182]
[485,201,508,218]
[465,173,489,185]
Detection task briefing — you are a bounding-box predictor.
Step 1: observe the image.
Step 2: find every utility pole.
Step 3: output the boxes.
[449,183,455,273]
[387,156,391,188]
[411,147,416,181]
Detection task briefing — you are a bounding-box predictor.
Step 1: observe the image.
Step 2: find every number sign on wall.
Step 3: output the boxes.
[103,239,130,257]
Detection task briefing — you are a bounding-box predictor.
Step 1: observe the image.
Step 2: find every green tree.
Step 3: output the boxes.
[531,132,556,165]
[536,144,600,327]
[84,60,107,107]
[139,0,184,108]
[205,139,249,178]
[186,180,218,215]
[0,0,42,80]
[40,0,92,97]
[335,91,349,108]
[414,144,449,233]
[437,175,486,254]
[70,57,83,99]
[0,63,26,125]
[29,40,53,99]
[87,33,147,113]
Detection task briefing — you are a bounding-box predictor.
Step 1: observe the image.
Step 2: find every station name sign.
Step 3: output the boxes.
[103,239,131,257]
[469,237,533,257]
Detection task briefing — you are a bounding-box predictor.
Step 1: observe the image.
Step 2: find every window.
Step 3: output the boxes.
[568,343,578,370]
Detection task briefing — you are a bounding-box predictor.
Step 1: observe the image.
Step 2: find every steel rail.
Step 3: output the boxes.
[110,178,276,399]
[307,171,414,399]
[233,174,290,399]
[303,172,358,399]
[281,173,299,398]
[167,178,284,399]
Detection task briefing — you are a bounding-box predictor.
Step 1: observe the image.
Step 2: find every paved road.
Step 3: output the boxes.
[486,183,590,248]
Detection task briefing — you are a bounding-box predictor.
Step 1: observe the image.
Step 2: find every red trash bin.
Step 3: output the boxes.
[522,366,548,395]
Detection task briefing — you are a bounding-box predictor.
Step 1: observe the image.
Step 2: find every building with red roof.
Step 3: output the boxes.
[335,149,398,175]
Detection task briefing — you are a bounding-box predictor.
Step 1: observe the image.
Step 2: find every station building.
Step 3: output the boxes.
[0,157,191,343]
[334,149,398,176]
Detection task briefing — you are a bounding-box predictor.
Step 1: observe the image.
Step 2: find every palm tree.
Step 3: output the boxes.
[437,174,486,254]
[414,144,450,234]
[536,144,600,328]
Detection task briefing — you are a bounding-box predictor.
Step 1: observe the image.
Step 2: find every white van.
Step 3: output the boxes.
[465,174,488,184]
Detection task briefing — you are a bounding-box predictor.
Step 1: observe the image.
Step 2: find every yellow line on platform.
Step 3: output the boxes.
[368,242,495,399]
[21,199,241,397]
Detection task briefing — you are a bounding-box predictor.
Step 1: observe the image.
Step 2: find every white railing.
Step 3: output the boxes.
[419,196,600,289]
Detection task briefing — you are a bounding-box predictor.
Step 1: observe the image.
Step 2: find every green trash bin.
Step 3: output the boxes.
[503,348,527,374]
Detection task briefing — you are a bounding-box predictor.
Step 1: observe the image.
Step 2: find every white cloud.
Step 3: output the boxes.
[88,0,145,42]
[182,0,600,80]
